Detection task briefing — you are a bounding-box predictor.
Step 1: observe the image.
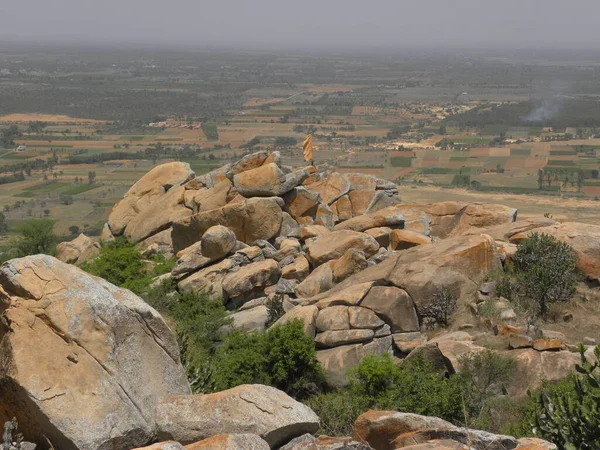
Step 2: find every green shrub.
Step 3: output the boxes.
[212,320,324,399]
[310,353,471,432]
[12,219,57,257]
[81,237,174,294]
[513,233,579,317]
[458,350,516,429]
[306,390,370,436]
[81,237,148,292]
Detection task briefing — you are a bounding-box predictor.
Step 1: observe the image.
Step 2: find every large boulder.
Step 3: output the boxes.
[305,173,350,205]
[353,410,454,450]
[200,225,237,260]
[222,259,281,306]
[502,348,580,397]
[172,197,284,252]
[306,230,379,266]
[125,186,192,243]
[282,187,321,220]
[156,384,319,448]
[316,344,364,388]
[233,163,308,197]
[295,264,334,298]
[108,162,194,236]
[55,233,100,264]
[421,202,517,238]
[361,286,419,333]
[184,179,237,213]
[0,255,190,450]
[333,205,404,232]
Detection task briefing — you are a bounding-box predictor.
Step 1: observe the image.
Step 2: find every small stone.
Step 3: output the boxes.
[479,281,497,296]
[500,309,517,321]
[562,311,574,322]
[584,337,596,345]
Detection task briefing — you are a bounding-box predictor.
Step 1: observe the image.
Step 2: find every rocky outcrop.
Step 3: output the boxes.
[55,233,100,264]
[156,384,319,448]
[0,255,190,450]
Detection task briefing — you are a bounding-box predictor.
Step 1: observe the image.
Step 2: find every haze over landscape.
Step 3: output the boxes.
[3,0,600,49]
[0,1,600,450]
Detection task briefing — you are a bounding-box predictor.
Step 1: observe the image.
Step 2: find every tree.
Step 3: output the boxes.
[513,233,579,317]
[88,171,96,185]
[0,212,8,234]
[537,169,544,189]
[43,209,50,217]
[418,287,457,328]
[13,219,57,257]
[60,194,73,205]
[69,225,80,236]
[439,125,447,135]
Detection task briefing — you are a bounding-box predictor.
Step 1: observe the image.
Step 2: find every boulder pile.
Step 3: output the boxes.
[93,151,600,387]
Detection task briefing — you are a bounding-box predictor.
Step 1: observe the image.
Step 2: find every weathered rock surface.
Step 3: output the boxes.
[307,230,379,266]
[172,197,283,252]
[333,205,404,232]
[156,384,319,448]
[0,255,190,450]
[332,249,368,282]
[55,233,100,264]
[233,163,307,197]
[200,225,237,260]
[361,286,418,333]
[273,305,319,337]
[184,433,270,450]
[296,264,334,298]
[389,229,432,250]
[305,173,350,205]
[222,259,281,305]
[125,185,191,242]
[108,162,194,236]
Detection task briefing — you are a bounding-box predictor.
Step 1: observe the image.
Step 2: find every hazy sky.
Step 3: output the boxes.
[2,0,600,50]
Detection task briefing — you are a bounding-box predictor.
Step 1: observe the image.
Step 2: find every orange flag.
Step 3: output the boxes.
[303,134,314,163]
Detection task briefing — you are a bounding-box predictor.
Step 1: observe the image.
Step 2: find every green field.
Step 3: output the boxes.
[391,157,413,167]
[17,181,100,198]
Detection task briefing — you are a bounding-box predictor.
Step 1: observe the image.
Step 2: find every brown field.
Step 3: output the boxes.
[0,113,104,123]
[401,185,600,224]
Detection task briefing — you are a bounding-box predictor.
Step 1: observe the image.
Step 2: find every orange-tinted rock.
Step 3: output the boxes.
[390,229,432,250]
[533,338,562,351]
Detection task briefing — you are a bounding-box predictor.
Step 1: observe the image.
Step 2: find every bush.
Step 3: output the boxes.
[81,237,148,292]
[513,233,579,317]
[308,353,474,436]
[418,287,457,328]
[81,237,174,294]
[212,320,324,399]
[12,219,57,257]
[306,391,370,436]
[458,350,516,429]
